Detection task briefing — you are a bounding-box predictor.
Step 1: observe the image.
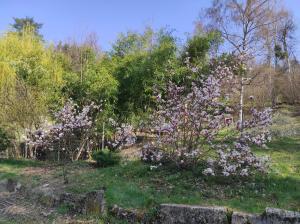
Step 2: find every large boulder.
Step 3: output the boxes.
[159,204,229,224]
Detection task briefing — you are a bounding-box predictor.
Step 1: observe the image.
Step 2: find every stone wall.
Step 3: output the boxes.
[0,178,106,216]
[159,204,300,224]
[159,204,229,224]
[2,178,299,223]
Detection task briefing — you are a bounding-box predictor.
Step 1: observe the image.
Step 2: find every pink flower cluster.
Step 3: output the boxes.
[144,57,272,176]
[205,97,272,176]
[144,64,232,168]
[242,108,272,146]
[140,143,165,164]
[27,100,99,160]
[107,118,136,150]
[203,142,269,176]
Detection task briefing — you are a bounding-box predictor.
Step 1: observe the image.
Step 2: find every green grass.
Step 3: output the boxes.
[0,158,41,180]
[0,137,299,215]
[62,137,300,213]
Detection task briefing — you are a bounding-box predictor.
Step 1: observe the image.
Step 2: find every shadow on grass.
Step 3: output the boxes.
[0,158,41,168]
[265,137,300,152]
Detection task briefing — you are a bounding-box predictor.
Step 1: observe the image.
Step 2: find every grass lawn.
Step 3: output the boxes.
[1,137,299,214]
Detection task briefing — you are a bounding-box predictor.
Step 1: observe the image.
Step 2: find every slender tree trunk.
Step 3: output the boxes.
[267,36,276,107]
[102,122,105,150]
[239,78,244,137]
[269,62,276,108]
[287,56,291,74]
[24,145,27,158]
[74,136,89,161]
[284,41,295,103]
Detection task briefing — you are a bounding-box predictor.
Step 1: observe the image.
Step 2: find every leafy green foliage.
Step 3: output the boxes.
[92,148,121,167]
[111,28,179,118]
[0,24,219,138]
[0,30,64,133]
[274,44,287,60]
[0,127,11,152]
[58,42,118,120]
[183,31,222,66]
[11,17,43,37]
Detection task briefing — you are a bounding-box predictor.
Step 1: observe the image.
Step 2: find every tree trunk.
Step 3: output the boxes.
[102,122,105,150]
[24,145,27,158]
[269,64,276,108]
[74,138,87,161]
[239,78,244,137]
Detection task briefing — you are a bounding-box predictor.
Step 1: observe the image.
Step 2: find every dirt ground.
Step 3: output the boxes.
[0,189,52,223]
[0,176,100,224]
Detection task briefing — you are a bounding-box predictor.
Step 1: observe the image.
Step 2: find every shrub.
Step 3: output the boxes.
[27,100,100,161]
[145,59,237,169]
[145,57,272,176]
[140,144,166,164]
[92,148,121,167]
[0,128,11,152]
[106,118,136,151]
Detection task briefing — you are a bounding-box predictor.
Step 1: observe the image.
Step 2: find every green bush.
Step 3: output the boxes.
[92,148,121,167]
[0,128,11,152]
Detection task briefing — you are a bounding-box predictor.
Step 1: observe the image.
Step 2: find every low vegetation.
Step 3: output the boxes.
[1,135,299,215]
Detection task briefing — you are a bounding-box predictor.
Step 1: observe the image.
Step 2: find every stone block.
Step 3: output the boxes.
[159,204,229,224]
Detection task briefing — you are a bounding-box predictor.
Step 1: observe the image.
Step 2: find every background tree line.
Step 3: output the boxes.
[0,0,299,157]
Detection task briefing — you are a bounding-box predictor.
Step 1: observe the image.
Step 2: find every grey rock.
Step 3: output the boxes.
[159,204,229,224]
[82,190,106,216]
[6,178,20,192]
[41,210,53,217]
[232,211,265,224]
[265,207,300,224]
[31,185,60,207]
[59,190,106,216]
[0,179,7,192]
[110,204,143,223]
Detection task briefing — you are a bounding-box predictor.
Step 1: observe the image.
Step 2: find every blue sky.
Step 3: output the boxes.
[0,0,299,57]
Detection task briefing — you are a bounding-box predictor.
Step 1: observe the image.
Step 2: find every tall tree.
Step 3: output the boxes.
[111,28,179,119]
[204,0,280,136]
[0,29,64,151]
[11,17,43,37]
[276,10,296,73]
[183,30,223,67]
[56,35,117,108]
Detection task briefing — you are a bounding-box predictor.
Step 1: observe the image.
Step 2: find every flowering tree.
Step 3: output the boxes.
[203,107,272,176]
[28,100,100,161]
[141,59,235,168]
[106,118,136,151]
[142,57,272,176]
